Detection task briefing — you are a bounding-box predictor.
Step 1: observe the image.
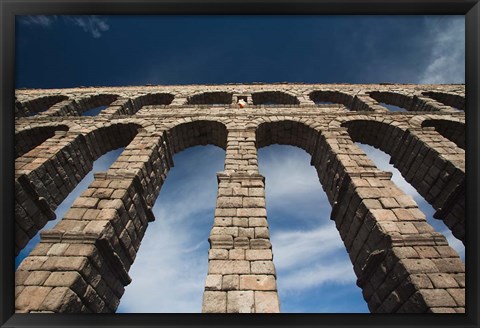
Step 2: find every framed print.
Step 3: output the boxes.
[1,1,479,328]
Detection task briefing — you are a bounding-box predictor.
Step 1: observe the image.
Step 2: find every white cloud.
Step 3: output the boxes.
[18,15,110,39]
[271,225,344,271]
[19,15,57,27]
[118,146,223,313]
[417,17,465,84]
[259,145,359,300]
[65,16,110,38]
[259,145,331,221]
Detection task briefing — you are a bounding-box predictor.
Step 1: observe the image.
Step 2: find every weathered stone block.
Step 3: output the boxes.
[246,250,273,260]
[209,249,228,260]
[249,217,268,227]
[239,275,276,291]
[202,291,226,313]
[16,286,53,311]
[208,260,250,275]
[227,291,254,313]
[205,275,222,291]
[251,261,276,275]
[222,275,239,290]
[254,291,280,313]
[228,249,245,260]
[237,208,267,217]
[255,227,270,239]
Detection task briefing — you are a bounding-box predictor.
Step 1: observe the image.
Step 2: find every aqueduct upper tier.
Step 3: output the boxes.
[14,83,465,313]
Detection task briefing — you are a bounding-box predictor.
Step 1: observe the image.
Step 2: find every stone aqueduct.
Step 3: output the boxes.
[14,83,465,313]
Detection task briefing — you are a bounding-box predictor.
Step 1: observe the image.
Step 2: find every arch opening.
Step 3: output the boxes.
[81,105,108,116]
[76,94,118,115]
[309,90,354,109]
[18,95,69,117]
[15,124,69,159]
[186,92,233,105]
[258,144,368,313]
[256,120,369,312]
[132,93,175,112]
[368,91,410,112]
[117,145,226,312]
[421,119,465,150]
[252,91,300,105]
[422,91,465,111]
[114,120,228,312]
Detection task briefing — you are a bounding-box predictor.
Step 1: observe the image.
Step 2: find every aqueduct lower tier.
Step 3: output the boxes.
[14,83,465,313]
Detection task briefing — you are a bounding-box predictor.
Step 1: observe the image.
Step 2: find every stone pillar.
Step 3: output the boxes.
[15,131,93,254]
[390,127,465,243]
[311,128,465,313]
[15,131,171,313]
[202,129,280,313]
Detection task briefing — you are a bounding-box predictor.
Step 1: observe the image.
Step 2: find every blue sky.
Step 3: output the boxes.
[15,15,465,313]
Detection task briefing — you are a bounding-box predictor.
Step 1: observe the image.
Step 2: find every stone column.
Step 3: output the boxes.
[202,129,280,313]
[15,131,171,313]
[311,128,465,313]
[390,127,465,243]
[15,131,93,254]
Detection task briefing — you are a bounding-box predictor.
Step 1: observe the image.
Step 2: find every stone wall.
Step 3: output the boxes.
[14,83,465,313]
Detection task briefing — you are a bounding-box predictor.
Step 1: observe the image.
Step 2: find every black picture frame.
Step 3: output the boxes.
[1,1,479,327]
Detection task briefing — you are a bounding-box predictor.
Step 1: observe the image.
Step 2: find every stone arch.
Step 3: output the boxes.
[17,95,69,117]
[422,91,465,111]
[82,121,142,160]
[309,90,356,108]
[15,124,69,158]
[253,119,464,313]
[15,119,229,313]
[341,119,465,243]
[74,94,119,115]
[166,120,228,154]
[251,91,300,105]
[421,119,465,150]
[341,119,407,157]
[256,119,318,156]
[131,93,175,113]
[14,121,144,255]
[186,92,233,105]
[368,91,443,112]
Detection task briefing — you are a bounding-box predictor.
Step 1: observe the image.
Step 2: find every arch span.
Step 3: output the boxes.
[17,95,69,117]
[14,121,143,255]
[75,94,119,115]
[422,91,465,111]
[131,93,175,113]
[186,92,233,105]
[15,124,69,159]
[254,119,464,313]
[252,91,300,105]
[421,119,465,150]
[342,119,465,243]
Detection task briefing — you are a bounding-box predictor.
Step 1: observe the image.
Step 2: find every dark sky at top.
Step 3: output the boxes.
[15,15,464,89]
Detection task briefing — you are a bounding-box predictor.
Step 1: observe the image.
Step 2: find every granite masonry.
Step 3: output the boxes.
[14,83,465,313]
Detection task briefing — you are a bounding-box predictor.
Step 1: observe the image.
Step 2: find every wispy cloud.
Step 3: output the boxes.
[117,146,224,313]
[19,15,57,27]
[65,16,110,39]
[18,15,110,39]
[417,17,465,84]
[259,145,360,304]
